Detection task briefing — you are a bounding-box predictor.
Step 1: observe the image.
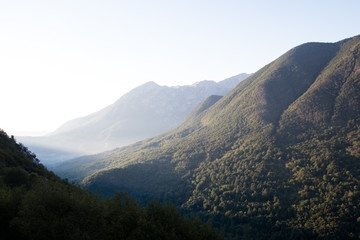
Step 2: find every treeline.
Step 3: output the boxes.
[0,129,222,240]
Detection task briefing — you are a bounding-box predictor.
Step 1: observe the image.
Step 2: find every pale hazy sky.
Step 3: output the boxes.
[1,0,359,136]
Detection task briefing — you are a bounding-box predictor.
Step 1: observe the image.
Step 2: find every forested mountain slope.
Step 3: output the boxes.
[0,129,222,240]
[63,35,360,239]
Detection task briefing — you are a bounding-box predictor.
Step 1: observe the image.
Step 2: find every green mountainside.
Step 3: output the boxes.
[0,129,222,240]
[63,35,360,239]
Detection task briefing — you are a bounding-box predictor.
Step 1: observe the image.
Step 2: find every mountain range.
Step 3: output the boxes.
[57,35,360,239]
[18,73,249,166]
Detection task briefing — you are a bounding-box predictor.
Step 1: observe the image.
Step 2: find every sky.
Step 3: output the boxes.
[1,0,359,136]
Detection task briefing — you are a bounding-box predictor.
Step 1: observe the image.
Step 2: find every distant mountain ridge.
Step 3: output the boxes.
[60,35,360,239]
[52,74,249,137]
[19,73,249,165]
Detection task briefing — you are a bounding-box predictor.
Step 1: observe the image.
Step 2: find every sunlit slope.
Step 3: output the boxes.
[76,36,359,239]
[55,94,224,182]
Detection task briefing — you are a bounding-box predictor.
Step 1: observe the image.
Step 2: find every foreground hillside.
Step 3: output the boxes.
[63,35,360,239]
[19,74,249,166]
[0,129,222,240]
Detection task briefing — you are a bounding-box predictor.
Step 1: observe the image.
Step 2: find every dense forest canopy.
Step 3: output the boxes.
[0,129,222,240]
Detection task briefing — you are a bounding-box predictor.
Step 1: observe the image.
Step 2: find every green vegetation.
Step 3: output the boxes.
[0,129,222,240]
[57,35,360,239]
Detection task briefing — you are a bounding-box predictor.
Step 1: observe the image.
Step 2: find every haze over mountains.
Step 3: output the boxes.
[57,35,360,239]
[18,73,249,165]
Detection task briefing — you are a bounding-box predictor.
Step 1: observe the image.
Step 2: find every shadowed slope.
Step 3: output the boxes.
[0,129,223,240]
